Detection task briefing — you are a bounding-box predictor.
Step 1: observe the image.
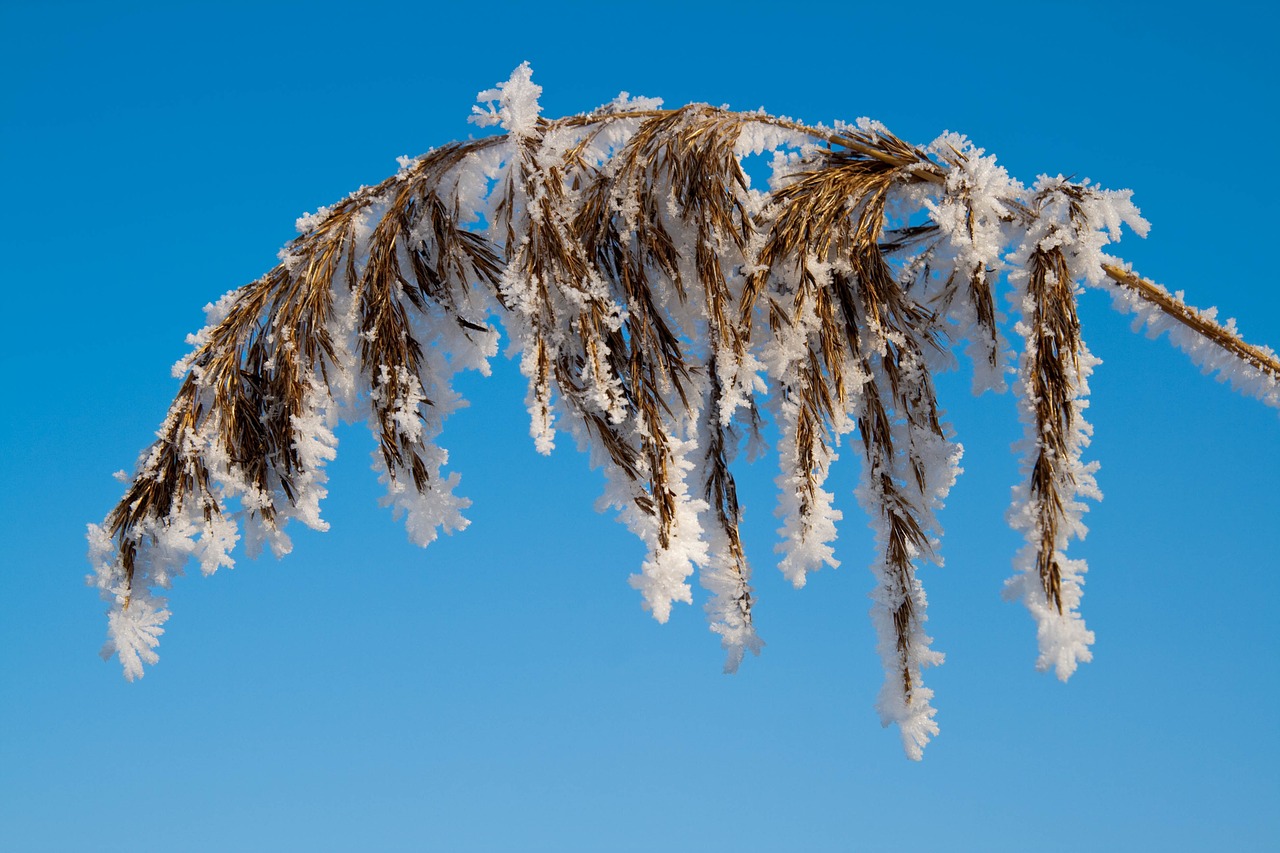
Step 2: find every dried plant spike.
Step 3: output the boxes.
[89,65,1278,759]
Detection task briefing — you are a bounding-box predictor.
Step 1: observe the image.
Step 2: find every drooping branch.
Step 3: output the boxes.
[89,65,1278,759]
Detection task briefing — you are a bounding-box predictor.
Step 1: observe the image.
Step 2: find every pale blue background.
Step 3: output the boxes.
[2,1,1277,850]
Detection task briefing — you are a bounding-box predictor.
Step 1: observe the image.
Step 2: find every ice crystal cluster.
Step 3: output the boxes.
[90,65,1279,758]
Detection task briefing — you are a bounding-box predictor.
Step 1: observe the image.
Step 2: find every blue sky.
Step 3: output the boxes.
[2,1,1277,850]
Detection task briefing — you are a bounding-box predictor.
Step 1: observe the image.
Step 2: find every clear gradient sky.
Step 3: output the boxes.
[2,1,1278,850]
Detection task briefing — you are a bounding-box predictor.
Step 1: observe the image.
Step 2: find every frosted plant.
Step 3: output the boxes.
[89,65,1279,758]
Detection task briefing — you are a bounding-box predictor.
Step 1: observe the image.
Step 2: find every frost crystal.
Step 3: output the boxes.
[470,61,542,137]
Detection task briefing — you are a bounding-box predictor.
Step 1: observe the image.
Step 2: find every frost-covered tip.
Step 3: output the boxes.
[470,62,542,137]
[624,436,707,624]
[87,523,170,681]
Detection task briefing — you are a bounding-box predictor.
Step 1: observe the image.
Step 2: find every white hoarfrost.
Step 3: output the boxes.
[470,61,542,138]
[1103,262,1280,409]
[923,133,1020,394]
[625,433,708,624]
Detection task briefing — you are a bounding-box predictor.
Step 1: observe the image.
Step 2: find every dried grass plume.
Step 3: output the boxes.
[89,65,1280,759]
